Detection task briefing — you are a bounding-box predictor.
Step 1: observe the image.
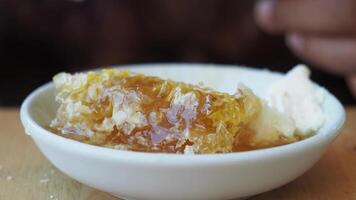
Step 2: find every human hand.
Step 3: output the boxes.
[254,0,356,97]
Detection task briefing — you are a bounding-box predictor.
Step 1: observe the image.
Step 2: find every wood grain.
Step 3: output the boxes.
[0,107,355,200]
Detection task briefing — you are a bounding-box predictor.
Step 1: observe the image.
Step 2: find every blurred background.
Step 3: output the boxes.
[0,0,354,106]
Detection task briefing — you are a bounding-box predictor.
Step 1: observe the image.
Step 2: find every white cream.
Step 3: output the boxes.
[250,101,296,142]
[266,64,325,135]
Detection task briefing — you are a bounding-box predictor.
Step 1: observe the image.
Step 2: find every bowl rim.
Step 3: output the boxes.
[20,63,346,165]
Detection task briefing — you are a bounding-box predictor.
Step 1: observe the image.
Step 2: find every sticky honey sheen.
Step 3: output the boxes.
[50,69,299,154]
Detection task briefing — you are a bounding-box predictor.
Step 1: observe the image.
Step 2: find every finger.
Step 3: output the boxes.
[255,0,356,35]
[286,33,356,75]
[347,74,356,98]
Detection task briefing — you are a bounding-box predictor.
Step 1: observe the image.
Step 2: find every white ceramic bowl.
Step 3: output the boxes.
[20,64,345,200]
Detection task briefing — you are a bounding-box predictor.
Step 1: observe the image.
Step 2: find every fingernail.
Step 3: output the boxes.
[286,33,305,53]
[255,0,275,27]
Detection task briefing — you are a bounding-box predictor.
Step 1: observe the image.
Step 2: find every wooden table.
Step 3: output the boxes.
[0,107,355,200]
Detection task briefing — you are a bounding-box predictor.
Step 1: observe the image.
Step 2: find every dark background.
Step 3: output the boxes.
[0,0,354,106]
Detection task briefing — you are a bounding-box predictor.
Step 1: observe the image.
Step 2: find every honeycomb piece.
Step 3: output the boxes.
[50,68,293,154]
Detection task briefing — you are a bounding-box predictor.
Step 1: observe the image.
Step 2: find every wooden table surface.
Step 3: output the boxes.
[0,107,355,200]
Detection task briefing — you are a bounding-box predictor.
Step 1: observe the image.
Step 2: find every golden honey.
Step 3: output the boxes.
[50,69,297,154]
